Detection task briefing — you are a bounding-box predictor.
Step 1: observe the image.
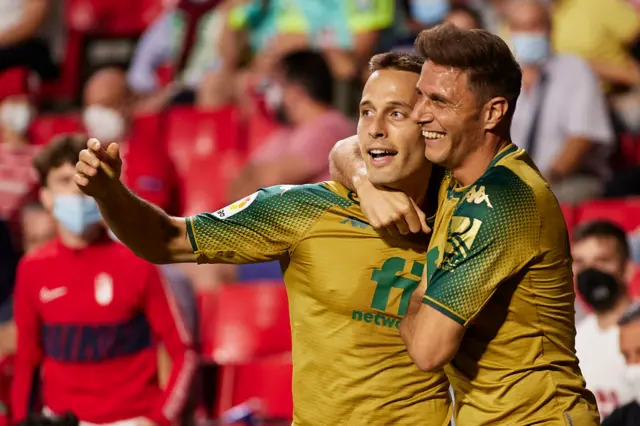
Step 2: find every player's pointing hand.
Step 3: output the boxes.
[75,137,123,199]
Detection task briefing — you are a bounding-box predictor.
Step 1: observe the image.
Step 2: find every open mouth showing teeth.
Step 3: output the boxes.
[423,130,445,140]
[368,149,398,159]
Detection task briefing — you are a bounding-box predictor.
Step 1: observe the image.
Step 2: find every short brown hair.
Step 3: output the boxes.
[414,23,522,118]
[369,51,425,75]
[33,133,87,187]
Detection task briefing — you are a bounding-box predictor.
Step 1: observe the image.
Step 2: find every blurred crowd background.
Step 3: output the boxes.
[1,0,640,424]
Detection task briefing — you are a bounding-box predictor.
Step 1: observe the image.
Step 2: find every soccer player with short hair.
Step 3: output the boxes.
[330,24,600,425]
[75,52,453,425]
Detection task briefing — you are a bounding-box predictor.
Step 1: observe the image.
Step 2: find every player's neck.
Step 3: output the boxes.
[596,296,633,330]
[395,163,432,209]
[451,134,511,187]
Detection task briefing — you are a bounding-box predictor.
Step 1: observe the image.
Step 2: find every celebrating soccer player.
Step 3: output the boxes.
[75,52,453,425]
[330,24,600,425]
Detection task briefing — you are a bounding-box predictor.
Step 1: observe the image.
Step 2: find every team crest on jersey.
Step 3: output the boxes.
[94,273,113,306]
[213,192,258,219]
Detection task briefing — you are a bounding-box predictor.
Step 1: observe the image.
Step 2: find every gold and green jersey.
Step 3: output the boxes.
[423,144,599,425]
[186,182,451,426]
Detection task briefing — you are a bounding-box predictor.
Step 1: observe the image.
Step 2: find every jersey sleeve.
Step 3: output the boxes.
[185,184,341,264]
[423,167,541,326]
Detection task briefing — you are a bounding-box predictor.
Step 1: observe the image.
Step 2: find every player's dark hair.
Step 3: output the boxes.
[619,302,640,326]
[17,412,79,426]
[448,4,484,29]
[279,50,334,105]
[572,220,630,262]
[33,133,87,187]
[369,52,425,75]
[414,23,522,121]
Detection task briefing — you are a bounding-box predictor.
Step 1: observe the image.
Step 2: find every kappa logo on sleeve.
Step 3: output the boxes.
[213,192,259,219]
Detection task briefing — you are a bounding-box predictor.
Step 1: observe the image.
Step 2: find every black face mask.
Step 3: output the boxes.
[576,268,623,313]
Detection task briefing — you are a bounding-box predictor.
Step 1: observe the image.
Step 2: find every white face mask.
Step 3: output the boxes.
[626,364,640,401]
[0,102,33,135]
[83,105,126,143]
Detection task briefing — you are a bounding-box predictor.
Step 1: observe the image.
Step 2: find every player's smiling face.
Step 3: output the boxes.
[357,69,429,188]
[411,60,484,170]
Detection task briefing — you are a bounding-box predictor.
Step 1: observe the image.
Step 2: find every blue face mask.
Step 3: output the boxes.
[511,32,550,65]
[410,0,451,26]
[53,194,103,236]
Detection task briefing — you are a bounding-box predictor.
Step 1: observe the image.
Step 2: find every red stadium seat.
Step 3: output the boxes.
[29,114,83,145]
[199,282,291,363]
[0,68,30,100]
[560,203,576,235]
[216,353,293,420]
[576,199,640,232]
[165,106,243,177]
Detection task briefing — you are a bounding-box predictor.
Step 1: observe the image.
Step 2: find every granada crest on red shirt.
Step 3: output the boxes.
[94,273,113,306]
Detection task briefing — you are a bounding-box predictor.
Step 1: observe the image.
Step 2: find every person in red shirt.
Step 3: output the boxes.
[82,68,182,216]
[11,134,197,426]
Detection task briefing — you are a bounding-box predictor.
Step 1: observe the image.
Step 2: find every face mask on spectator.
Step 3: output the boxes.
[410,0,451,27]
[83,105,126,143]
[626,364,640,401]
[576,268,623,313]
[265,83,289,124]
[53,194,102,236]
[511,32,550,65]
[0,102,33,135]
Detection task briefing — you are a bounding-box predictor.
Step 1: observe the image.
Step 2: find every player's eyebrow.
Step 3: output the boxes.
[359,99,374,108]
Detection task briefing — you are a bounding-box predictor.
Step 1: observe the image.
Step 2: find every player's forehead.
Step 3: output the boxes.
[573,236,620,258]
[360,69,419,108]
[416,60,468,99]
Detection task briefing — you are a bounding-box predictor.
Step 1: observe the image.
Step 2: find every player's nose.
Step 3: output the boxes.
[368,116,387,139]
[410,98,434,125]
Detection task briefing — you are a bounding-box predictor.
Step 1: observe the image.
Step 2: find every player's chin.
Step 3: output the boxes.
[423,144,448,165]
[368,170,399,187]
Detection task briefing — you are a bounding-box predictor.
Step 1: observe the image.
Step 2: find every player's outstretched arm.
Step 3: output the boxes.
[75,138,194,264]
[329,135,430,235]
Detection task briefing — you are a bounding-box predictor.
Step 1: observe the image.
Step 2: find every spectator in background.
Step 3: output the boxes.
[127,0,229,113]
[552,0,640,132]
[444,4,483,30]
[83,67,182,216]
[11,134,197,426]
[0,202,54,361]
[229,50,354,199]
[506,0,614,203]
[201,0,393,108]
[0,0,58,79]
[574,221,636,418]
[0,94,39,234]
[603,304,640,426]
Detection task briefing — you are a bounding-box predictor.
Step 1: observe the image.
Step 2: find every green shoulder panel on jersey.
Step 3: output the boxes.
[185,183,354,264]
[423,165,541,326]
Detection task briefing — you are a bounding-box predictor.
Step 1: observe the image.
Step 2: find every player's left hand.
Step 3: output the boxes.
[357,180,431,236]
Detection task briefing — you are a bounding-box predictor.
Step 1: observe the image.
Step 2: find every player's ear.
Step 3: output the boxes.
[482,97,509,131]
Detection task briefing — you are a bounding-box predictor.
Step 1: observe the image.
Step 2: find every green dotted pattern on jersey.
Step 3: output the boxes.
[188,183,353,263]
[426,166,540,324]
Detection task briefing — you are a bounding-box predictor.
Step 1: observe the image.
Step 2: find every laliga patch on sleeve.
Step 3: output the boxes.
[213,192,258,219]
